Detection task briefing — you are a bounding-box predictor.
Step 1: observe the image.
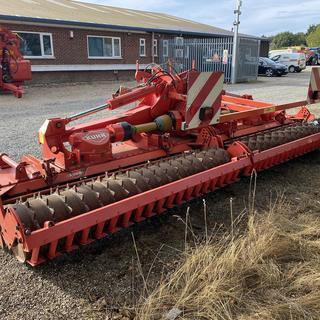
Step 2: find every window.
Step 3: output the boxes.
[18,32,54,58]
[139,38,146,57]
[88,36,121,58]
[271,55,280,62]
[259,58,267,66]
[153,39,158,57]
[163,40,169,57]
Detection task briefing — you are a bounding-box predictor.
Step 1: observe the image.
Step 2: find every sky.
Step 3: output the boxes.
[78,0,319,36]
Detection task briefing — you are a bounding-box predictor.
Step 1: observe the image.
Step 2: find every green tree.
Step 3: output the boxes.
[271,32,295,49]
[270,31,307,49]
[306,24,318,36]
[294,32,307,46]
[307,25,320,47]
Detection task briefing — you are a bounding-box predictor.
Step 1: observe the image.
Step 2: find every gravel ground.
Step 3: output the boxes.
[1,68,320,320]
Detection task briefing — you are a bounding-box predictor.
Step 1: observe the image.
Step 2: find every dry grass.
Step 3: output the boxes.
[134,199,320,320]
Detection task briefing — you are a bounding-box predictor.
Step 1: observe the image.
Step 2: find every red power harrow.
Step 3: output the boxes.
[1,63,320,266]
[0,27,32,98]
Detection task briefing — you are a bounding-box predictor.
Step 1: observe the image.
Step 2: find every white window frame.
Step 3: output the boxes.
[163,40,169,57]
[16,31,54,59]
[87,35,122,59]
[139,38,146,57]
[153,39,158,57]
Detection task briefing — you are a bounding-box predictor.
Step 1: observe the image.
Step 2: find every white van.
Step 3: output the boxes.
[269,52,306,73]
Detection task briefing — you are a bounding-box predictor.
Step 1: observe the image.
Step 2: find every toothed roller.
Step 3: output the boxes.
[239,122,320,151]
[169,159,189,178]
[135,167,162,189]
[12,122,319,234]
[89,181,115,206]
[8,147,231,232]
[114,174,141,197]
[147,165,171,184]
[76,184,102,211]
[125,171,150,192]
[103,178,129,201]
[60,189,88,216]
[184,154,205,173]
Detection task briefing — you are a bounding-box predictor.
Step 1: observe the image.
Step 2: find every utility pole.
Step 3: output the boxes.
[231,0,242,84]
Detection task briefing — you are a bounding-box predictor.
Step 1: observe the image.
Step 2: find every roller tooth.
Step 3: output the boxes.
[57,195,66,202]
[143,176,150,184]
[76,193,84,200]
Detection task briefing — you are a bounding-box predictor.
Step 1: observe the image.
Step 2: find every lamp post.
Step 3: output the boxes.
[231,0,242,84]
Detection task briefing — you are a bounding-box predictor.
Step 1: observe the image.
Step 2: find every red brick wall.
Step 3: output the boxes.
[31,70,135,84]
[2,22,169,65]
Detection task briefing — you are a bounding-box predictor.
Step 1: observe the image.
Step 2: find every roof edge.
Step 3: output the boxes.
[0,15,235,38]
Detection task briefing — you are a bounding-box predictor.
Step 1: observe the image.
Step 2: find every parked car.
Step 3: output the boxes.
[306,51,320,66]
[258,57,288,77]
[269,52,306,73]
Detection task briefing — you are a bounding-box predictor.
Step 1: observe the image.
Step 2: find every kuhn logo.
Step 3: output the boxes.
[83,131,108,142]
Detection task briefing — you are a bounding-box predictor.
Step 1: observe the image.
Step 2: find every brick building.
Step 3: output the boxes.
[1,0,239,83]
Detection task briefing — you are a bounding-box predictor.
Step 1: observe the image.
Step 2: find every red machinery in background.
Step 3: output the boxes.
[0,27,32,98]
[0,63,320,266]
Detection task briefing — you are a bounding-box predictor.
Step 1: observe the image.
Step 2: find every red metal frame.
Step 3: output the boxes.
[1,65,320,265]
[2,131,320,266]
[0,27,32,98]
